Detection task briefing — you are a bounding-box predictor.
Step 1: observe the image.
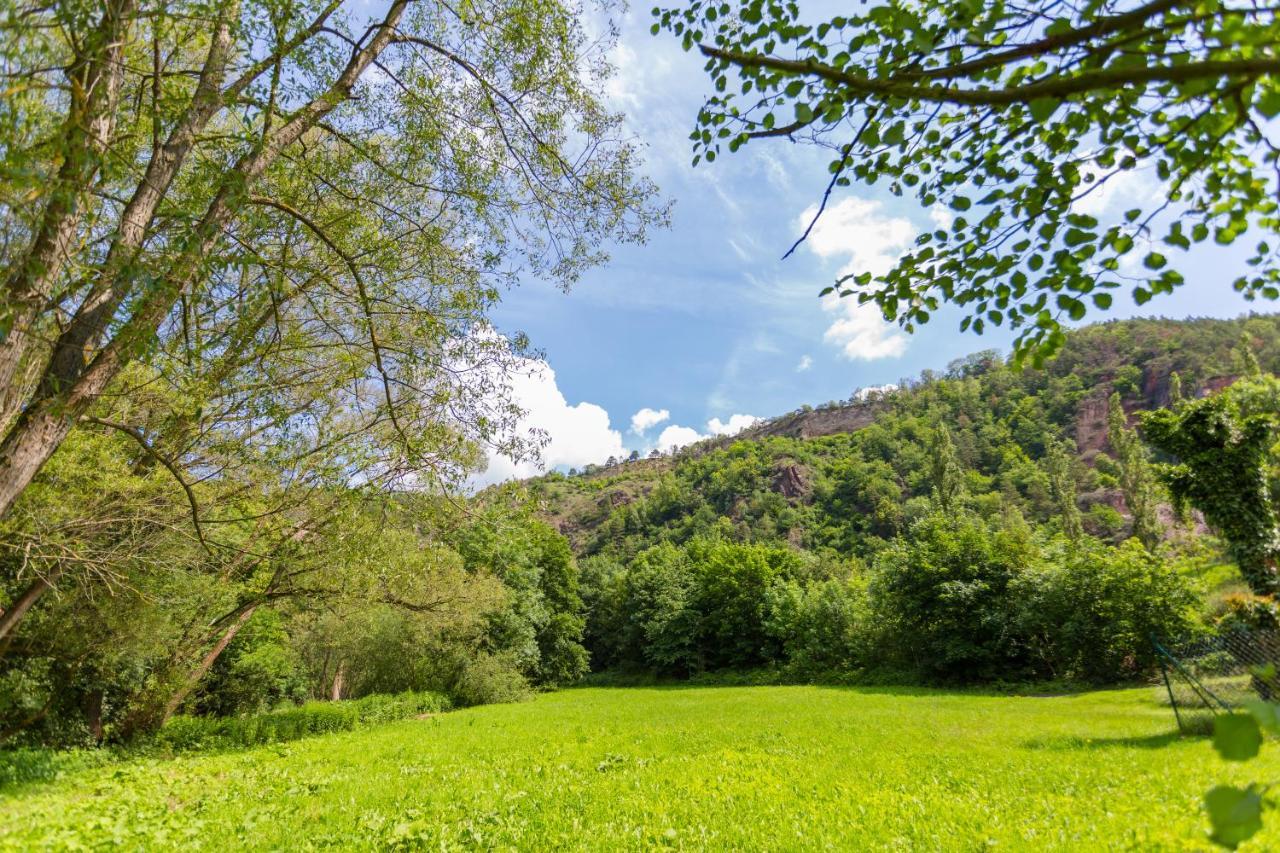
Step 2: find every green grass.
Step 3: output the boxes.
[1,685,1275,850]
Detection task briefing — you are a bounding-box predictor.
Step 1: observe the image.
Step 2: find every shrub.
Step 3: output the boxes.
[1215,592,1280,633]
[449,654,530,707]
[1012,538,1200,682]
[870,511,1034,681]
[155,691,451,751]
[765,575,871,672]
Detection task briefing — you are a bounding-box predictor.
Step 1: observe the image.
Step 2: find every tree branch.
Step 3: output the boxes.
[700,46,1280,107]
[81,415,212,554]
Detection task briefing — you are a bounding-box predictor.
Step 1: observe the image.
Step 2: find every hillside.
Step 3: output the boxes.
[522,314,1280,560]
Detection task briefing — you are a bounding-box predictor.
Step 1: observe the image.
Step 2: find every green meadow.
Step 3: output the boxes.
[2,685,1273,850]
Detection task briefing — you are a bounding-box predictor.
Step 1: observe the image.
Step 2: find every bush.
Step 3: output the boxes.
[449,654,530,707]
[1012,538,1200,682]
[870,511,1034,681]
[765,574,871,672]
[155,690,451,751]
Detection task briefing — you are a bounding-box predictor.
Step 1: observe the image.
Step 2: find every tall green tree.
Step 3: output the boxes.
[1044,437,1084,542]
[928,424,965,512]
[656,0,1280,362]
[1107,393,1162,550]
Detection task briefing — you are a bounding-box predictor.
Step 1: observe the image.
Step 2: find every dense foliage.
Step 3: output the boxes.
[579,514,1197,684]
[535,315,1280,684]
[0,438,591,746]
[0,0,646,748]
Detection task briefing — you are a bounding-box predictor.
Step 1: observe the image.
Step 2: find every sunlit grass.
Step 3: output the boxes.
[1,685,1273,850]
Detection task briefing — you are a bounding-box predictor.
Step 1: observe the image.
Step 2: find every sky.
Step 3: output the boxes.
[475,5,1269,484]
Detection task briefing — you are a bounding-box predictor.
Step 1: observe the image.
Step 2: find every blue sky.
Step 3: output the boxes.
[477,6,1268,482]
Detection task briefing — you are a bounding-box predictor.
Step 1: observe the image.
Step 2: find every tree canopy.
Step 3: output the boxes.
[655,0,1280,363]
[0,0,664,522]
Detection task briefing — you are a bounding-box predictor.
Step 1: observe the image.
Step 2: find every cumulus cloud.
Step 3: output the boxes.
[476,361,626,486]
[802,197,916,279]
[650,413,761,453]
[929,204,955,231]
[1073,168,1161,218]
[798,197,913,362]
[853,383,898,401]
[629,407,671,435]
[796,355,813,372]
[823,302,910,360]
[708,414,761,436]
[655,424,705,452]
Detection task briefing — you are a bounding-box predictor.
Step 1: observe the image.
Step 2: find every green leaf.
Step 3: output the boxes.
[1258,88,1280,119]
[1064,228,1094,247]
[1143,252,1167,270]
[1205,785,1264,849]
[1213,714,1262,762]
[1245,700,1280,734]
[1056,294,1086,320]
[794,103,814,124]
[1028,98,1059,124]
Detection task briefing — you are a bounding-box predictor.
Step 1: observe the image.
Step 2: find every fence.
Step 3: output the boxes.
[1154,630,1280,734]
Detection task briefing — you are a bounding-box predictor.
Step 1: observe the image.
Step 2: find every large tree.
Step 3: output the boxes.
[655,0,1280,363]
[0,0,663,521]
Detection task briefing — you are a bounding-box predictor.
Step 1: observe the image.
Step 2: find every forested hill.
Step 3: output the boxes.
[518,314,1280,561]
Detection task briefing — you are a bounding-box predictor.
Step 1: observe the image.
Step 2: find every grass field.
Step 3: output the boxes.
[2,685,1276,850]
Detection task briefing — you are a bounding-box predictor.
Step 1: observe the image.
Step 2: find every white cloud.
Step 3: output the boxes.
[797,197,914,362]
[630,407,670,435]
[801,197,916,279]
[476,361,626,486]
[708,414,760,436]
[853,383,898,401]
[727,238,751,262]
[823,302,909,360]
[796,355,813,372]
[656,424,705,452]
[929,204,955,231]
[1073,168,1160,218]
[650,413,761,453]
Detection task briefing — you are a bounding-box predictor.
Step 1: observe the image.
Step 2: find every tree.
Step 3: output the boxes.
[0,0,662,523]
[927,424,965,512]
[1107,393,1162,550]
[871,510,1032,680]
[1142,379,1280,595]
[1044,437,1084,542]
[1236,333,1265,378]
[655,0,1280,363]
[1169,372,1185,408]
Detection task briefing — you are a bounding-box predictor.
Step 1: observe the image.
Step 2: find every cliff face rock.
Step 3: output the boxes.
[745,401,884,441]
[772,464,811,501]
[599,490,632,510]
[1074,392,1112,460]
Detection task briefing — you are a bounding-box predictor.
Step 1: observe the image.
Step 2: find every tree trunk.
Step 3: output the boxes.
[84,689,104,743]
[159,605,256,725]
[0,565,64,645]
[330,661,346,701]
[0,0,135,430]
[0,0,408,524]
